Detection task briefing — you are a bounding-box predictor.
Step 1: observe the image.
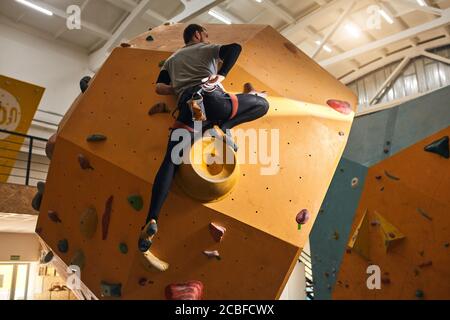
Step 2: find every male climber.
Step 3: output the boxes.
[139,24,269,270]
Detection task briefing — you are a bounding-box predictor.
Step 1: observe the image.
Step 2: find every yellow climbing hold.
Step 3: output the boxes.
[374,211,405,252]
[348,209,370,260]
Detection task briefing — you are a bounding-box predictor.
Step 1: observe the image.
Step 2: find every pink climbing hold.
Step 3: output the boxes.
[165,281,204,300]
[48,210,62,223]
[209,223,226,242]
[326,99,352,115]
[296,209,310,225]
[102,196,114,240]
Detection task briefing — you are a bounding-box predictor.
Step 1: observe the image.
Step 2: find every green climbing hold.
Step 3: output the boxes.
[70,249,86,270]
[86,134,107,142]
[128,195,143,211]
[57,239,69,253]
[119,243,128,254]
[100,281,122,298]
[424,136,449,159]
[298,224,302,230]
[415,289,424,299]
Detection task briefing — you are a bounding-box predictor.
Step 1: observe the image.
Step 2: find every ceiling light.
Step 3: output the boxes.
[15,0,53,16]
[208,10,232,25]
[379,9,394,24]
[344,23,361,38]
[416,0,427,6]
[255,0,263,3]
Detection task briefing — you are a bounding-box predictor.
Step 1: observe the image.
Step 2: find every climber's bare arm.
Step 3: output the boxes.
[155,69,175,96]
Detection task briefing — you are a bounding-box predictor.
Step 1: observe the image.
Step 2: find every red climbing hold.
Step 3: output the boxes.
[209,223,226,242]
[326,99,352,115]
[296,209,310,225]
[102,196,114,240]
[165,281,204,300]
[48,210,62,223]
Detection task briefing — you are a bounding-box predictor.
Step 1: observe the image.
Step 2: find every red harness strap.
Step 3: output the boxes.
[228,93,239,120]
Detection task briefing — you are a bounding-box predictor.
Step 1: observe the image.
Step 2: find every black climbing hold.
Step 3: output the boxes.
[100,282,122,298]
[78,154,94,170]
[128,195,143,211]
[383,148,390,154]
[119,243,128,254]
[48,210,62,223]
[444,243,449,248]
[138,238,152,252]
[424,136,449,159]
[58,239,69,253]
[80,76,91,93]
[86,134,107,143]
[32,192,43,211]
[139,278,147,286]
[120,43,131,48]
[146,35,154,42]
[384,170,400,181]
[42,251,54,264]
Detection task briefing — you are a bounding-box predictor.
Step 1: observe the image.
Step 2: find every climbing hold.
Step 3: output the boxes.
[326,99,352,115]
[374,211,405,252]
[48,210,62,223]
[296,209,310,225]
[102,196,114,240]
[348,210,370,260]
[141,251,169,272]
[158,60,166,68]
[78,154,94,170]
[35,227,43,234]
[203,250,221,260]
[127,195,143,211]
[444,243,449,248]
[384,170,400,181]
[70,250,86,270]
[383,148,390,154]
[165,281,204,300]
[209,223,226,242]
[381,276,391,285]
[31,192,43,211]
[120,43,131,48]
[119,243,128,254]
[351,177,359,188]
[375,175,382,180]
[333,231,340,240]
[138,278,147,286]
[324,272,329,278]
[100,282,122,298]
[37,181,45,193]
[80,76,91,93]
[417,208,432,221]
[424,136,449,159]
[57,239,69,253]
[146,35,154,42]
[148,102,170,115]
[415,290,424,299]
[45,133,57,160]
[339,131,345,136]
[418,261,432,268]
[80,206,98,239]
[86,134,107,143]
[42,251,54,264]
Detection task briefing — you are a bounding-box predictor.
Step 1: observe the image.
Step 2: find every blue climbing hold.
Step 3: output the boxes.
[424,136,449,159]
[100,281,122,298]
[58,239,69,253]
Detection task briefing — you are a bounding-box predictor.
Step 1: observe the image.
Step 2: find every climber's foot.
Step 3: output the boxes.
[138,219,158,252]
[211,125,238,152]
[143,250,169,272]
[148,102,170,115]
[243,82,268,98]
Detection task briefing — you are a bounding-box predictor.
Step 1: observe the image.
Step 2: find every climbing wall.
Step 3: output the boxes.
[35,24,357,299]
[333,127,450,299]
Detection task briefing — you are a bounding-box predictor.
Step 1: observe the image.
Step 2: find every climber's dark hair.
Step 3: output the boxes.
[183,24,205,44]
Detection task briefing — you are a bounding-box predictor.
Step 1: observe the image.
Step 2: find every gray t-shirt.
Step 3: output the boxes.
[162,42,221,97]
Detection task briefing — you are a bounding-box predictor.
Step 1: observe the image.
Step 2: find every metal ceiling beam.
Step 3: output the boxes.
[319,8,450,67]
[257,0,295,24]
[340,36,450,84]
[386,0,443,16]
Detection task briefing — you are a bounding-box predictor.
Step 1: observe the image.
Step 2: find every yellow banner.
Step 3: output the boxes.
[0,75,45,183]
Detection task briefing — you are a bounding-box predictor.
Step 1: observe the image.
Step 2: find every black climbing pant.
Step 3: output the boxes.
[145,87,269,225]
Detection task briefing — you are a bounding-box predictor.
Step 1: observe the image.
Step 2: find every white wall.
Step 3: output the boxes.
[0,21,91,139]
[0,232,40,262]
